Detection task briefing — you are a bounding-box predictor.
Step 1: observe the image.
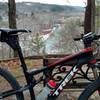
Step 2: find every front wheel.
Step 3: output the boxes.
[78,78,100,100]
[0,67,24,100]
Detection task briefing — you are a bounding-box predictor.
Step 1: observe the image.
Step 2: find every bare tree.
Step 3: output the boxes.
[84,0,99,79]
[84,0,95,33]
[8,0,17,28]
[31,33,45,55]
[8,0,17,57]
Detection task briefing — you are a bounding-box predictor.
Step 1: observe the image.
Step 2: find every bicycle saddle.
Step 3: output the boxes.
[0,28,31,35]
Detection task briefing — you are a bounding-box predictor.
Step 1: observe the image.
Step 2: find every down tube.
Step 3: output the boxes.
[52,64,81,97]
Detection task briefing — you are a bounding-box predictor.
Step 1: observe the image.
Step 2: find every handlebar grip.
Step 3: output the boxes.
[94,35,100,40]
[73,37,81,41]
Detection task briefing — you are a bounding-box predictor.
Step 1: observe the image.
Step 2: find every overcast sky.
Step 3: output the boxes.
[0,0,86,7]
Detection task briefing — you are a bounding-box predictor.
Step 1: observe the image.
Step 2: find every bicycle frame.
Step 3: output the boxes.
[0,33,97,100]
[45,48,97,99]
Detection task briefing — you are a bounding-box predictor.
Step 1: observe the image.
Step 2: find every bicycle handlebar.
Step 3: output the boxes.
[10,29,32,34]
[74,32,100,42]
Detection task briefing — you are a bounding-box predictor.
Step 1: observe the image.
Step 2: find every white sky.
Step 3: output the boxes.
[0,0,86,7]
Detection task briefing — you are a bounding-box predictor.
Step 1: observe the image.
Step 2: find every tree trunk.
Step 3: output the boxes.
[84,0,98,79]
[8,0,18,57]
[8,0,17,28]
[84,0,95,33]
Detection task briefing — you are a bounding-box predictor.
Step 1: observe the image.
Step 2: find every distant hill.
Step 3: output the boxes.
[16,2,84,13]
[0,2,84,16]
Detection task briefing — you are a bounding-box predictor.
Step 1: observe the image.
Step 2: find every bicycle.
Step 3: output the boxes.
[73,33,100,100]
[0,28,100,100]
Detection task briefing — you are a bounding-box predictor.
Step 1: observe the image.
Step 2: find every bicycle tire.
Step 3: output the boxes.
[78,78,100,100]
[0,67,24,100]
